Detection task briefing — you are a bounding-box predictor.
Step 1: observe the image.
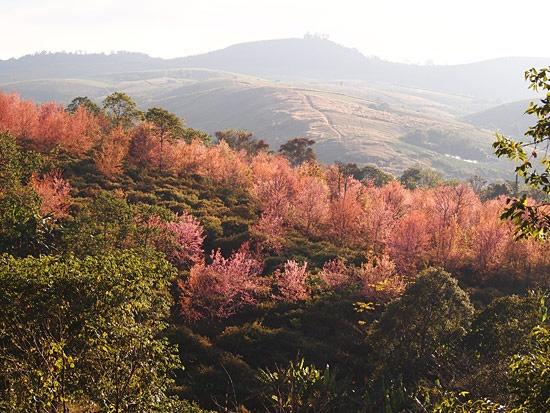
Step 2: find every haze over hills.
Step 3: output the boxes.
[2,37,547,101]
[463,99,534,138]
[174,38,548,103]
[0,37,547,178]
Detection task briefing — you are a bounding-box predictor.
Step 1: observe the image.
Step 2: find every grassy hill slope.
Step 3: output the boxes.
[0,67,507,177]
[463,99,534,138]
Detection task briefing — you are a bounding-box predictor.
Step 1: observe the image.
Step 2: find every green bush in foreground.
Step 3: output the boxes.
[0,251,183,412]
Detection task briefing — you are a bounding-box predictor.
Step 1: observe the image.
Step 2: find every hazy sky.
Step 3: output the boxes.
[1,0,547,64]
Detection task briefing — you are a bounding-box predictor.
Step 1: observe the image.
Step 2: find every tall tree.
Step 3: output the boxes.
[400,165,442,189]
[145,107,185,172]
[102,92,142,129]
[66,96,101,116]
[335,162,394,187]
[215,129,269,155]
[279,137,316,166]
[182,126,211,145]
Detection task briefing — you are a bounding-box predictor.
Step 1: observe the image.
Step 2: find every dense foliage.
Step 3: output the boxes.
[0,252,183,412]
[0,84,548,412]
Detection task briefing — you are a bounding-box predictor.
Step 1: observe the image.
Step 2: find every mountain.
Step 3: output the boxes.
[1,38,547,101]
[175,38,548,102]
[173,38,374,81]
[0,51,164,82]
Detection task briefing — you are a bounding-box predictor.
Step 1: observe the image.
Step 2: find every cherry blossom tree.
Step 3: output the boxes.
[132,210,205,269]
[471,198,511,274]
[0,93,38,140]
[94,126,130,177]
[290,174,329,236]
[250,211,287,253]
[128,122,159,169]
[164,212,205,268]
[357,253,405,302]
[388,210,430,275]
[36,102,69,152]
[250,153,296,216]
[59,106,100,156]
[325,166,365,245]
[29,171,72,219]
[428,184,479,267]
[200,141,251,187]
[170,139,208,175]
[274,260,310,302]
[318,258,352,289]
[362,183,408,252]
[178,244,265,321]
[0,93,99,155]
[249,153,297,249]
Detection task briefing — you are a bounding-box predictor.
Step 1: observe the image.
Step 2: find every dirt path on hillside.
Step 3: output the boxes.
[303,93,344,140]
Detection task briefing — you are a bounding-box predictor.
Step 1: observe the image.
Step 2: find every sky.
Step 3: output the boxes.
[1,0,548,64]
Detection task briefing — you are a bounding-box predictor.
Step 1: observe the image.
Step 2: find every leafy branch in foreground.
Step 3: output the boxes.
[493,67,550,239]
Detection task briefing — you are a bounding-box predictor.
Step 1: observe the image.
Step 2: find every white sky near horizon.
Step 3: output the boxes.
[1,0,548,64]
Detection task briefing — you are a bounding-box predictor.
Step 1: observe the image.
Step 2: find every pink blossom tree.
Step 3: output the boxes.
[29,171,72,219]
[290,174,329,236]
[94,126,130,177]
[164,212,205,268]
[318,258,352,289]
[325,167,365,245]
[179,244,265,321]
[357,253,405,302]
[388,210,430,275]
[134,210,205,269]
[274,260,310,302]
[250,211,287,253]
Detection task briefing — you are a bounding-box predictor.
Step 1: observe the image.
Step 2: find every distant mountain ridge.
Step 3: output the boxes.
[175,38,549,102]
[1,38,548,102]
[0,51,164,81]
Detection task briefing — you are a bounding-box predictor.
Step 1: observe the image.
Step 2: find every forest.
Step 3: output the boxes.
[0,68,549,413]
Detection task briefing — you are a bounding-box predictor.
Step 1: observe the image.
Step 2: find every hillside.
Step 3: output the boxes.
[4,0,550,409]
[1,38,547,178]
[1,68,505,177]
[463,99,534,138]
[0,51,164,81]
[1,90,549,411]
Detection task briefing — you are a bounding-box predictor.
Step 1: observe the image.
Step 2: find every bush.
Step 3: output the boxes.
[0,251,181,411]
[368,268,474,386]
[257,358,339,413]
